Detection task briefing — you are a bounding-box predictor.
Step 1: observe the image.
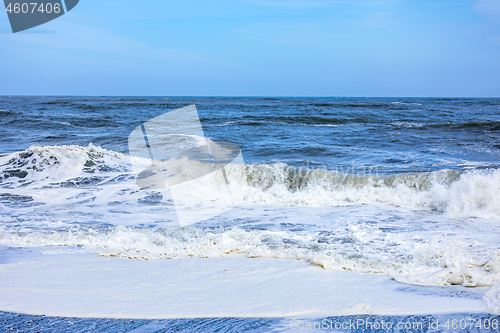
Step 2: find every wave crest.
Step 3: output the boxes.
[1,145,500,219]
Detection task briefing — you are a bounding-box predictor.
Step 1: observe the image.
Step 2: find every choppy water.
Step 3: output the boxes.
[1,96,500,323]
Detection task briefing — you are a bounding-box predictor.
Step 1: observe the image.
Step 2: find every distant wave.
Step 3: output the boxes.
[428,121,500,131]
[203,115,500,131]
[205,115,378,127]
[0,109,15,116]
[307,102,421,108]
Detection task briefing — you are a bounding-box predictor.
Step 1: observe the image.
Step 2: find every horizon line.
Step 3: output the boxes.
[1,95,499,99]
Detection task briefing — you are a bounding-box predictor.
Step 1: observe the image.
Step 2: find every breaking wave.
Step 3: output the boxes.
[1,145,500,219]
[0,225,499,290]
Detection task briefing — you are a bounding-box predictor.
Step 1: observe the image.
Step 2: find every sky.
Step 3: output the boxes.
[0,0,499,97]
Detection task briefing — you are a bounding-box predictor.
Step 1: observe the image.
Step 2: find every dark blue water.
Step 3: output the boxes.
[1,96,499,173]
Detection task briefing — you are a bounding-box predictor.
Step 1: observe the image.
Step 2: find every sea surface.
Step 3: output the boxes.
[0,97,500,332]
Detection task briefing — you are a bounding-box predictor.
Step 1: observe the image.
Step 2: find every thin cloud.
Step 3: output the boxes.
[248,0,330,8]
[472,0,500,19]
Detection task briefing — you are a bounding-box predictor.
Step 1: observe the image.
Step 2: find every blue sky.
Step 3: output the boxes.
[0,0,499,96]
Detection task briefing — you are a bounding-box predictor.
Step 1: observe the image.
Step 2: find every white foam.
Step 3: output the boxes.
[1,224,499,292]
[2,145,500,314]
[484,282,500,314]
[0,144,139,188]
[0,253,487,318]
[391,121,425,128]
[391,102,422,106]
[2,145,500,219]
[223,163,500,219]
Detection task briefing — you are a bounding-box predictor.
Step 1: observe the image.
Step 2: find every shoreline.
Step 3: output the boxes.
[1,311,499,332]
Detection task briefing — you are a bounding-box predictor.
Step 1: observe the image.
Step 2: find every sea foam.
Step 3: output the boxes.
[1,145,500,219]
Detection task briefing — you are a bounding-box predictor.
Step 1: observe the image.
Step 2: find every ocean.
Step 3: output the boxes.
[0,96,500,332]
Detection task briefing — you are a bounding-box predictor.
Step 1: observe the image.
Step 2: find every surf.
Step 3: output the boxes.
[1,144,500,219]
